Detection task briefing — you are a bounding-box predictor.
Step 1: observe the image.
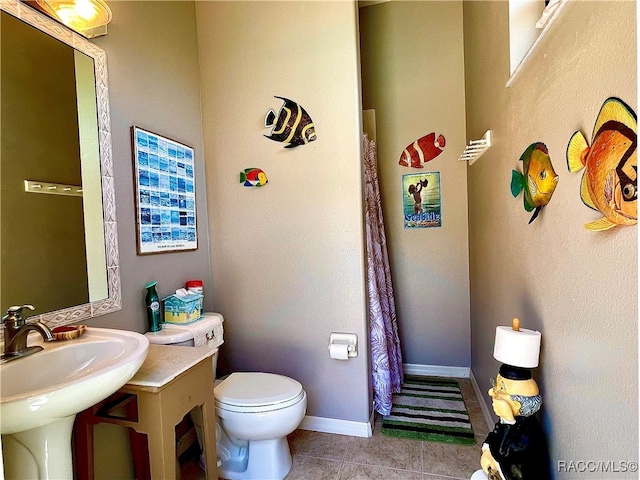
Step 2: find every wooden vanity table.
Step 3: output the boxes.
[74,344,219,479]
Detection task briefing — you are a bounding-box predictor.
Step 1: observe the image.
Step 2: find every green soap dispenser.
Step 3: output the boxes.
[145,281,162,332]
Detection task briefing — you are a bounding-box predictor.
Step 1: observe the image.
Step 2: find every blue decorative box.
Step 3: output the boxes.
[163,293,203,324]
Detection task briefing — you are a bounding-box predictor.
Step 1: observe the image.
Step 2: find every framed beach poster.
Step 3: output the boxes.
[403,172,442,228]
[132,126,198,254]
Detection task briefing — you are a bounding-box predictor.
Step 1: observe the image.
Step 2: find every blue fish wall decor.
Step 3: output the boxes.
[264,96,316,148]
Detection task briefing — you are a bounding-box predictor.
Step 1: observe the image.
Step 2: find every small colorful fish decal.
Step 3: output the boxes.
[264,96,316,148]
[567,97,637,231]
[240,168,268,187]
[511,142,559,224]
[398,133,446,168]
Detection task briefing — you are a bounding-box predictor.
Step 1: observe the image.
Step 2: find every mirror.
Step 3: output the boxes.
[0,0,120,331]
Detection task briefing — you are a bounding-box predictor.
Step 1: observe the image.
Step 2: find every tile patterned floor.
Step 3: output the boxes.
[284,378,490,480]
[204,378,490,480]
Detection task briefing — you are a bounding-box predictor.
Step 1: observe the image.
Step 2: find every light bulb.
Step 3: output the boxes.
[35,0,112,37]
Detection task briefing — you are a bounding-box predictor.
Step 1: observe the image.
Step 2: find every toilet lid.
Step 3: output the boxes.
[214,372,303,408]
[144,313,225,345]
[144,324,193,344]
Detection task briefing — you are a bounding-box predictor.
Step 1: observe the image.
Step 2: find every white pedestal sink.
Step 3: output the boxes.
[0,327,149,479]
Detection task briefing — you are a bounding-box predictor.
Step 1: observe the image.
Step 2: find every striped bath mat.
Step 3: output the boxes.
[382,376,476,445]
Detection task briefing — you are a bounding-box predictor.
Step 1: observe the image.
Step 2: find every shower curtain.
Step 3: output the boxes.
[362,134,403,416]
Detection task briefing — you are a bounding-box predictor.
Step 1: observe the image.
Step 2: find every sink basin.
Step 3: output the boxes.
[0,326,149,434]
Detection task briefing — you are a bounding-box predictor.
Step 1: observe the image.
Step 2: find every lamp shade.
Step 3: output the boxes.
[35,0,111,37]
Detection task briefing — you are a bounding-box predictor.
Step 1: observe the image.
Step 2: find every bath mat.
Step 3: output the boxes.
[382,375,476,445]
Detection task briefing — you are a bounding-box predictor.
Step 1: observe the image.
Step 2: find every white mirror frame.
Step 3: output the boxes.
[1,0,121,331]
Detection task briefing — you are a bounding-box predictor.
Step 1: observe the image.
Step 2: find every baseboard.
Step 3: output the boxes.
[403,363,470,378]
[299,414,373,438]
[299,365,482,439]
[470,369,494,431]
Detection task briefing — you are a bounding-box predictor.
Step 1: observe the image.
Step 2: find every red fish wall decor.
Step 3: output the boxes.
[398,133,446,168]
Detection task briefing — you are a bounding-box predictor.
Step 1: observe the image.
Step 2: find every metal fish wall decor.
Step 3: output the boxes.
[566,97,637,231]
[240,168,268,187]
[398,133,446,168]
[511,142,559,224]
[264,96,316,149]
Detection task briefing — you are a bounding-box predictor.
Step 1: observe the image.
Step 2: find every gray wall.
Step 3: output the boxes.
[195,1,371,424]
[359,1,470,368]
[89,1,213,332]
[463,1,637,477]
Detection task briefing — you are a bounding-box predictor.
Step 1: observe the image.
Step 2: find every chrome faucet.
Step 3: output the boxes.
[1,305,54,363]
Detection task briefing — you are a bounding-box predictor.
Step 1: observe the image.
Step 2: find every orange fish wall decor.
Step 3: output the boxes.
[398,133,446,168]
[566,97,637,231]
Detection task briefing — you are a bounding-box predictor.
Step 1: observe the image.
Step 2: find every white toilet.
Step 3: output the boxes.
[145,313,307,480]
[215,372,307,480]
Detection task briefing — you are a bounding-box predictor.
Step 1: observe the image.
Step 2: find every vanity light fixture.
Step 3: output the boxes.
[33,0,112,38]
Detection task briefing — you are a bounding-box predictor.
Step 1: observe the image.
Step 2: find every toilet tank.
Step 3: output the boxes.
[145,312,224,375]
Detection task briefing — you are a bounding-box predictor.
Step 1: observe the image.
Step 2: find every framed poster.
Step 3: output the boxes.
[403,172,441,228]
[132,126,198,254]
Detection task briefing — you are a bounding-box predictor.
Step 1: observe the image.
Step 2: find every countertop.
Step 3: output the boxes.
[126,344,217,389]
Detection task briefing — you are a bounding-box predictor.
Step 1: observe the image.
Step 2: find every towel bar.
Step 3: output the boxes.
[459,130,492,166]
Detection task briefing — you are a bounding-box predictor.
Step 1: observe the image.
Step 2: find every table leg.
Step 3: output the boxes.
[73,409,96,480]
[200,399,219,480]
[137,392,177,479]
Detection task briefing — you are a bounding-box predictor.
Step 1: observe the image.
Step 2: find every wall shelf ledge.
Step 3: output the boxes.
[458,130,491,166]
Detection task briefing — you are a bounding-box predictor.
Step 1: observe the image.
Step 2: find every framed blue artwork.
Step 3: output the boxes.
[132,126,198,254]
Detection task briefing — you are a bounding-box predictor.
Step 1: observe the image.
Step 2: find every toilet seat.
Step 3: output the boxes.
[215,372,304,413]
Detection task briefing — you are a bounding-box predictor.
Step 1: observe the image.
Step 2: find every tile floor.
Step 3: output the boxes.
[182,378,491,480]
[283,378,490,480]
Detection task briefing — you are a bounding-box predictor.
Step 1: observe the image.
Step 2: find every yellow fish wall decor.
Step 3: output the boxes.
[566,97,637,231]
[511,142,559,224]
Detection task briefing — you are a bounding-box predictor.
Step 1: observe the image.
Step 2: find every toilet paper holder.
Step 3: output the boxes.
[328,332,358,358]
